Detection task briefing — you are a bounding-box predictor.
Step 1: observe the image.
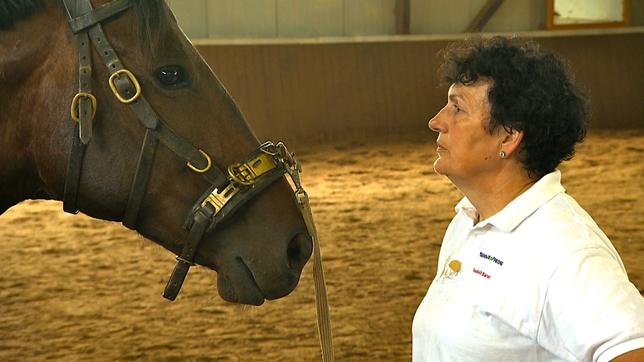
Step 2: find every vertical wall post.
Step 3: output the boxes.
[395,0,410,34]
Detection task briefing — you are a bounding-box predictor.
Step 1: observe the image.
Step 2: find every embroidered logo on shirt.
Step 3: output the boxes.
[473,268,491,279]
[444,259,461,279]
[479,252,504,266]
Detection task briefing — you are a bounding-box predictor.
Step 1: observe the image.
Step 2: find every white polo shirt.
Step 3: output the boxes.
[412,170,644,362]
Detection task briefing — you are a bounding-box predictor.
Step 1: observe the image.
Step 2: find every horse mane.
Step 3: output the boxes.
[0,0,44,30]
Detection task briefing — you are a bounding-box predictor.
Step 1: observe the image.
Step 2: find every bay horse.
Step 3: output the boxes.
[0,0,313,305]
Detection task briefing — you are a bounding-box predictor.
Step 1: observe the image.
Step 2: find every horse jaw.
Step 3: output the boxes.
[0,3,67,215]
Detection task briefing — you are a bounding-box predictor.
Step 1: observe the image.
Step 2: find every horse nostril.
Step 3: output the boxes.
[287,232,313,270]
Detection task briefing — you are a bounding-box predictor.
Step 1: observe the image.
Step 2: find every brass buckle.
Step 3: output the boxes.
[70,92,97,122]
[108,69,141,104]
[201,183,240,214]
[228,153,277,186]
[187,149,212,173]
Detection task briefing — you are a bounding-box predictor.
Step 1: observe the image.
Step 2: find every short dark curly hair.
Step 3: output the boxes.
[439,36,588,179]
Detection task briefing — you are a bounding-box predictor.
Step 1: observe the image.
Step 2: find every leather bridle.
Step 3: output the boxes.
[60,1,335,359]
[61,0,303,301]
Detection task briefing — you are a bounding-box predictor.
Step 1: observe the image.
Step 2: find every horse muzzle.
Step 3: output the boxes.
[163,142,309,301]
[207,232,312,306]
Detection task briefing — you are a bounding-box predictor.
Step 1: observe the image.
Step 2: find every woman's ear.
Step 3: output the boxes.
[500,127,524,157]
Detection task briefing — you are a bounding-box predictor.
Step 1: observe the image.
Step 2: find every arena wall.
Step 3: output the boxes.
[195,27,644,146]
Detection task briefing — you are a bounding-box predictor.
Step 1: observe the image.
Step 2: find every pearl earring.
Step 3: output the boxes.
[499,150,506,158]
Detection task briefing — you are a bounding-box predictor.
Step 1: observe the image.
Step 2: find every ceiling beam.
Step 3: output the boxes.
[466,0,505,32]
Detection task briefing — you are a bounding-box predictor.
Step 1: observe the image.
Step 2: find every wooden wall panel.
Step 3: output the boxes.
[534,33,644,129]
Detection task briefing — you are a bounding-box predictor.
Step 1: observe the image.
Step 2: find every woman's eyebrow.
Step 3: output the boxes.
[448,93,465,105]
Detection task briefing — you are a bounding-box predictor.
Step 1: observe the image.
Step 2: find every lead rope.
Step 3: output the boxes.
[276,143,334,362]
[297,191,335,362]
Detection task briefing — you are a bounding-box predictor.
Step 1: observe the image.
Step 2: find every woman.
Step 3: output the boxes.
[412,37,644,362]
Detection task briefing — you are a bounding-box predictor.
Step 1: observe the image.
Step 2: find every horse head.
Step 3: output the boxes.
[0,0,312,305]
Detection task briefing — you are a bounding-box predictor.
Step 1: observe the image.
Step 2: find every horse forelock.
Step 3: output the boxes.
[0,0,44,30]
[133,0,166,56]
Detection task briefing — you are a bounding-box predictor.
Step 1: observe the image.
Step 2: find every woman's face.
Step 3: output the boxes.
[428,81,505,186]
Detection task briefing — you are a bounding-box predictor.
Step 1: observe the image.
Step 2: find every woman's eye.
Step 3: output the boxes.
[453,104,461,113]
[155,65,187,87]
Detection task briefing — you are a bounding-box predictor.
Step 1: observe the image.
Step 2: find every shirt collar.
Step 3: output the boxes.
[455,170,566,232]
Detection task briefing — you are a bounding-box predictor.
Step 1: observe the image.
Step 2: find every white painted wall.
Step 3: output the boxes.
[167,0,208,37]
[207,0,277,37]
[411,0,546,34]
[167,0,398,38]
[166,0,548,39]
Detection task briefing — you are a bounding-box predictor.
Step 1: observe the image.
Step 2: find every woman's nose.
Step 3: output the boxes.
[428,111,443,133]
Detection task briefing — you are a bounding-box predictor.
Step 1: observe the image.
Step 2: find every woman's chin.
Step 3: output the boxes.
[433,159,447,176]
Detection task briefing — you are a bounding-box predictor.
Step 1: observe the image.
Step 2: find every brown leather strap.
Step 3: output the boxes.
[122,129,158,229]
[62,0,94,213]
[152,123,227,185]
[63,123,87,214]
[66,0,132,33]
[181,168,284,233]
[164,206,214,301]
[77,31,93,144]
[210,169,284,225]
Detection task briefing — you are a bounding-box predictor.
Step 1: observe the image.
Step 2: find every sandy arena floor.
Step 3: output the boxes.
[0,130,642,361]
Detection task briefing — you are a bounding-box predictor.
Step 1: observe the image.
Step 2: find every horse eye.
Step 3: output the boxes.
[155,65,187,87]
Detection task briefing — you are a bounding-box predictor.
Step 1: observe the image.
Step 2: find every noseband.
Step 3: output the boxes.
[61,0,303,301]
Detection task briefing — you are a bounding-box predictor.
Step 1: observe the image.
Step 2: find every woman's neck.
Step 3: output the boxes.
[454,165,536,223]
